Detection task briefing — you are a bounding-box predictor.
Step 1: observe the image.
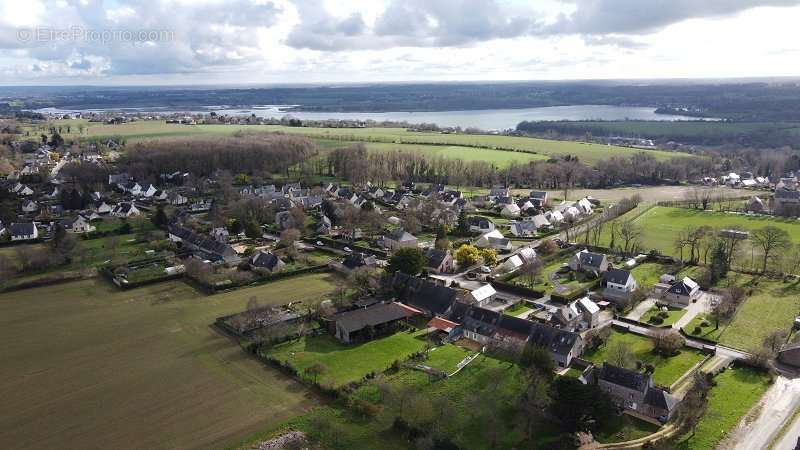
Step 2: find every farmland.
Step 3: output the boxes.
[0,274,340,450]
[40,119,693,165]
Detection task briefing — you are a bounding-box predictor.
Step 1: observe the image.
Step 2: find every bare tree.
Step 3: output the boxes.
[751,226,791,273]
[617,220,643,255]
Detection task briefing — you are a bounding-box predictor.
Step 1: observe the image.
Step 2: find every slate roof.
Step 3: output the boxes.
[527,321,581,357]
[387,228,417,242]
[598,363,649,392]
[330,302,419,334]
[10,222,35,236]
[644,387,678,411]
[775,189,800,200]
[169,224,237,261]
[392,272,458,315]
[578,250,606,269]
[425,248,449,268]
[604,268,633,285]
[343,252,377,269]
[667,277,699,296]
[251,251,282,270]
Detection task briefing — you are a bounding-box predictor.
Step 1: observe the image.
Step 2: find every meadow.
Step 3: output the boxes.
[0,273,340,450]
[675,366,772,450]
[39,119,692,166]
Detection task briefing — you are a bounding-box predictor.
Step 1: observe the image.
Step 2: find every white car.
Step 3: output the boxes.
[316,241,324,246]
[343,246,353,252]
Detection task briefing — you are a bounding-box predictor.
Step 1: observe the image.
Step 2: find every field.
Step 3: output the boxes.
[0,273,341,450]
[41,119,694,165]
[582,330,706,387]
[717,279,800,352]
[599,207,800,269]
[425,343,475,373]
[263,331,428,388]
[675,366,772,450]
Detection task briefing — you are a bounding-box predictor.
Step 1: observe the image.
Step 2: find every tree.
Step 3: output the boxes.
[303,362,328,384]
[480,248,498,266]
[709,239,730,282]
[607,340,635,368]
[550,377,615,433]
[279,228,301,248]
[764,330,788,355]
[519,342,555,375]
[538,239,556,256]
[244,219,262,239]
[652,329,685,356]
[751,226,791,273]
[346,266,381,297]
[454,244,480,267]
[387,247,426,275]
[617,220,643,255]
[151,205,168,229]
[457,210,470,235]
[520,376,552,439]
[678,371,712,438]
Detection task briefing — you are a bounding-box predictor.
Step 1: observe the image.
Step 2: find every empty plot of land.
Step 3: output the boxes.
[0,274,340,450]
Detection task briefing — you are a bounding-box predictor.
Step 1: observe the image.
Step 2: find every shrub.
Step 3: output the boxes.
[649,315,664,325]
[693,326,702,334]
[700,320,710,327]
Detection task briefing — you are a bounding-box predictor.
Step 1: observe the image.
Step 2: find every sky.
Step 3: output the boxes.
[1,0,799,85]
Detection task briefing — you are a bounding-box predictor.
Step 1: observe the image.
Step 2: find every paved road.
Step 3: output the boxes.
[774,412,800,450]
[721,376,800,450]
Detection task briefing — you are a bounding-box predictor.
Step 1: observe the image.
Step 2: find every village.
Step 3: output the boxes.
[3,122,800,450]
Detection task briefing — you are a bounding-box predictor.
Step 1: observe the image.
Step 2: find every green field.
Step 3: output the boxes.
[717,279,800,352]
[600,207,800,269]
[631,262,673,288]
[42,119,693,165]
[641,306,688,327]
[263,331,428,388]
[583,330,705,387]
[676,366,772,450]
[425,344,474,373]
[0,274,340,450]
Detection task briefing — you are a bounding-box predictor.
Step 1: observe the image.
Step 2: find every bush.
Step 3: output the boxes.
[693,326,702,335]
[649,315,664,325]
[700,320,711,327]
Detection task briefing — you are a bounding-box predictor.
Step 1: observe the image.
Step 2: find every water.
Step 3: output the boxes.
[38,104,710,130]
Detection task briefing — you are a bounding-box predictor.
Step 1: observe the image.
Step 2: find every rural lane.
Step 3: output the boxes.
[720,376,800,450]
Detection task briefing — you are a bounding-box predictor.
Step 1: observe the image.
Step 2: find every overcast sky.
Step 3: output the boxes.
[1,0,800,85]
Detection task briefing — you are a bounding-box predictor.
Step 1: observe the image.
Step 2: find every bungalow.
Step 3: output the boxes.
[316,215,332,235]
[425,248,454,274]
[475,229,512,251]
[526,214,551,230]
[661,277,701,306]
[468,216,495,233]
[569,249,609,275]
[576,198,593,215]
[168,224,241,265]
[384,228,418,252]
[120,181,142,196]
[250,251,285,273]
[61,215,95,233]
[328,302,420,344]
[111,202,141,218]
[9,222,38,241]
[594,363,678,422]
[518,247,537,264]
[601,268,638,304]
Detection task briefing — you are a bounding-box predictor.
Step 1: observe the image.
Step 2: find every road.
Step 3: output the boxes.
[719,376,800,450]
[774,412,800,450]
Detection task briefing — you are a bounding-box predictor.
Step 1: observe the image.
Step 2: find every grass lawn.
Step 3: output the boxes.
[264,330,428,388]
[675,366,772,450]
[631,262,673,288]
[683,314,726,342]
[583,330,706,387]
[718,279,800,352]
[0,273,340,450]
[640,306,688,327]
[425,344,474,373]
[505,302,534,317]
[598,207,800,270]
[594,414,660,444]
[562,368,584,378]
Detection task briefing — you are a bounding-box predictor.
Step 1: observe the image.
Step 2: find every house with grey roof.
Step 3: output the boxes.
[569,249,608,275]
[328,302,420,344]
[383,228,418,252]
[392,272,458,317]
[425,248,454,274]
[9,222,38,241]
[250,251,285,273]
[594,363,678,422]
[601,268,638,304]
[661,277,701,306]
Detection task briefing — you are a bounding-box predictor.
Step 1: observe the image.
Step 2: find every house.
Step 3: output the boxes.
[384,228,418,252]
[546,210,564,225]
[746,196,765,213]
[601,268,638,304]
[468,284,497,306]
[529,214,551,230]
[392,272,458,317]
[9,222,38,241]
[500,203,521,218]
[12,183,34,196]
[595,363,678,422]
[211,227,230,243]
[502,255,525,273]
[468,216,495,233]
[426,316,461,341]
[576,198,593,215]
[111,202,140,217]
[250,251,285,273]
[530,191,548,206]
[425,248,454,274]
[661,277,701,306]
[475,229,512,251]
[342,252,377,271]
[168,224,241,265]
[316,215,332,235]
[94,201,113,215]
[569,249,609,275]
[489,186,510,198]
[510,221,538,237]
[577,297,600,329]
[61,215,95,233]
[21,199,39,213]
[170,192,188,206]
[329,302,420,344]
[518,247,537,264]
[773,188,800,216]
[142,184,158,198]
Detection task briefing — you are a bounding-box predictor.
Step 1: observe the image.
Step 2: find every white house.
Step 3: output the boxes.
[476,229,512,251]
[662,277,701,306]
[111,202,141,218]
[601,268,638,304]
[510,221,537,237]
[502,254,525,273]
[142,184,158,198]
[501,203,521,218]
[469,284,497,306]
[546,210,564,225]
[21,199,39,213]
[577,198,593,215]
[9,222,38,241]
[384,228,418,252]
[61,215,95,233]
[469,217,495,233]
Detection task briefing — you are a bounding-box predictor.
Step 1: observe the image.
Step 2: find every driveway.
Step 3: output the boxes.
[773,412,800,450]
[672,292,713,330]
[626,299,655,321]
[719,376,800,450]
